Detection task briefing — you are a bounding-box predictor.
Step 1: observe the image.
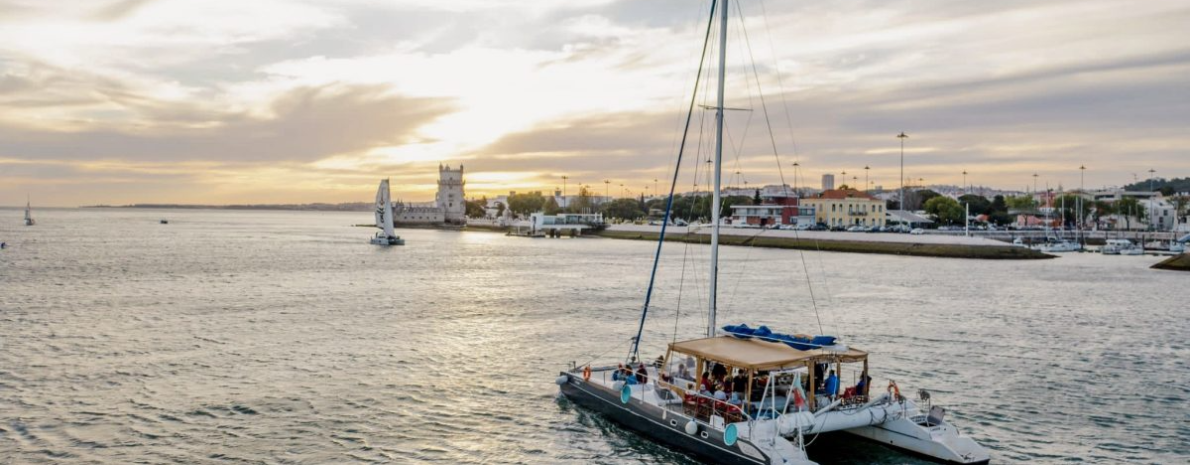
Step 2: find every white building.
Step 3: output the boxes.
[394,164,467,226]
[1141,197,1177,231]
[437,164,466,224]
[821,174,835,191]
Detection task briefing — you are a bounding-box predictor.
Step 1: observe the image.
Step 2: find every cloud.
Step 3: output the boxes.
[0,85,456,162]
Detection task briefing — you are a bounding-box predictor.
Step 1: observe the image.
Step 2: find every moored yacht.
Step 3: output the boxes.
[1102,239,1142,255]
[555,2,989,463]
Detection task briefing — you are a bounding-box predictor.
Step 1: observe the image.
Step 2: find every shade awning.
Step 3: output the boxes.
[669,336,867,371]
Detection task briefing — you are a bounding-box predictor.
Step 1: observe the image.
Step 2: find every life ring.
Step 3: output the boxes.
[887,380,901,400]
[582,366,592,381]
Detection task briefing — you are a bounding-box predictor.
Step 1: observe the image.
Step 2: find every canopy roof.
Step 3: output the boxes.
[670,336,867,371]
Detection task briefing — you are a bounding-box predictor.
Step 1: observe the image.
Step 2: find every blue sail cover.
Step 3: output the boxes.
[722,324,837,351]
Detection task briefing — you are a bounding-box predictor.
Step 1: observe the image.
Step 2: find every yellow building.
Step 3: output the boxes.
[801,189,886,228]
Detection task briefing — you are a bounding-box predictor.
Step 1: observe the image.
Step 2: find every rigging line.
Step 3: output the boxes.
[629,0,718,363]
[757,0,801,160]
[672,236,692,345]
[735,0,824,335]
[664,0,720,184]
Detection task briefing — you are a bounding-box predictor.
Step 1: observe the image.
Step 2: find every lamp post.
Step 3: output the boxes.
[620,183,625,199]
[654,178,659,198]
[604,179,610,204]
[1079,165,1086,236]
[561,175,569,209]
[1148,168,1156,231]
[962,170,968,194]
[792,162,800,196]
[897,132,908,210]
[864,165,870,193]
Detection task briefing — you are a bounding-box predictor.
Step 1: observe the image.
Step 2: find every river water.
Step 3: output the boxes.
[1,209,1186,464]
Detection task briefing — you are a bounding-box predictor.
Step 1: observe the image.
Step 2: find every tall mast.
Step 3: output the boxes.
[708,0,728,338]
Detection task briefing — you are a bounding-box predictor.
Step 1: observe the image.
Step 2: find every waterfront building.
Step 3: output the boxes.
[437,164,466,224]
[801,188,886,228]
[729,196,814,227]
[394,164,467,226]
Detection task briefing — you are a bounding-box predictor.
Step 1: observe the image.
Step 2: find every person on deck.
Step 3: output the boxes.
[636,363,649,384]
[856,374,871,397]
[824,370,839,400]
[612,364,623,381]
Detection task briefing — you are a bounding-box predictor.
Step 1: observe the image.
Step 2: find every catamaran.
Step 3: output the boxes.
[370,178,405,246]
[555,2,989,464]
[24,196,35,226]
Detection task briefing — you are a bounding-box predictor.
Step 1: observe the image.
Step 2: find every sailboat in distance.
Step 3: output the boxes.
[554,1,989,464]
[24,195,35,226]
[370,179,405,246]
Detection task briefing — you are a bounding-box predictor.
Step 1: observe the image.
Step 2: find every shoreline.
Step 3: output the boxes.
[592,229,1053,260]
[461,223,1053,259]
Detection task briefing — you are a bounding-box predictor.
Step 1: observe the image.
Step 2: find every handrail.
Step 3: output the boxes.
[658,379,754,423]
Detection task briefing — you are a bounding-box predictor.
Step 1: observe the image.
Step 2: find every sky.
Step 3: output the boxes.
[1,0,1188,206]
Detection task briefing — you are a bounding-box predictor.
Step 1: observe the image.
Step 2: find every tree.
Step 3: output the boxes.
[957,194,991,216]
[543,196,561,215]
[1115,196,1145,229]
[720,195,753,218]
[496,202,506,218]
[507,191,547,216]
[753,189,762,205]
[465,199,486,218]
[924,196,964,225]
[1005,195,1037,210]
[988,195,1012,225]
[603,198,646,221]
[567,186,596,213]
[1054,194,1091,229]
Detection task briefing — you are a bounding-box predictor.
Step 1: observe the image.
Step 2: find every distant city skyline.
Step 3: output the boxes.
[1,0,1188,206]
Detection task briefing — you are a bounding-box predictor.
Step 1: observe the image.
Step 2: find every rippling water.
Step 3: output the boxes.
[1,208,1186,464]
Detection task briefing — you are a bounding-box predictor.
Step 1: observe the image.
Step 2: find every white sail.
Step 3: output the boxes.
[376,179,395,237]
[374,180,386,228]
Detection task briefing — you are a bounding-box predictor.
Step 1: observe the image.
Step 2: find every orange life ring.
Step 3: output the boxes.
[582,366,592,381]
[887,380,901,400]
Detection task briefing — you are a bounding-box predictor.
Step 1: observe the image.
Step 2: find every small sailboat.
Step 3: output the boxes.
[370,178,405,246]
[555,3,989,464]
[24,196,35,226]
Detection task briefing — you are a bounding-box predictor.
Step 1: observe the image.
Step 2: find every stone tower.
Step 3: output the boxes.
[437,164,466,224]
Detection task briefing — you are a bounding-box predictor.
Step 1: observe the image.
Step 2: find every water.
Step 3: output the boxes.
[1,208,1186,464]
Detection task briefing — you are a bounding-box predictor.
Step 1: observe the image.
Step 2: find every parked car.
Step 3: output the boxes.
[910,228,925,235]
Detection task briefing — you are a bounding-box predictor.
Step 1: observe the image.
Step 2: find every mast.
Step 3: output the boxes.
[708,0,728,338]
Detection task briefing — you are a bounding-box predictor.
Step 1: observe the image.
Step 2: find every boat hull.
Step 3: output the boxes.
[557,373,776,465]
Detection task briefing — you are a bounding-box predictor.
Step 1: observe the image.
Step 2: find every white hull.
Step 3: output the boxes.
[845,416,989,464]
[370,234,405,246]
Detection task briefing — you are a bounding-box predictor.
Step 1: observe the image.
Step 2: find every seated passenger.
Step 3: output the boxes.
[824,370,839,399]
[612,364,624,381]
[677,364,690,380]
[855,374,871,396]
[636,363,649,384]
[713,383,727,401]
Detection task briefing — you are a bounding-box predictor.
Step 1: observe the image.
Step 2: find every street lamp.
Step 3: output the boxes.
[604,179,610,202]
[897,132,909,210]
[864,165,870,193]
[962,170,968,194]
[1148,168,1156,230]
[561,175,569,205]
[620,183,625,199]
[792,162,800,196]
[654,178,659,198]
